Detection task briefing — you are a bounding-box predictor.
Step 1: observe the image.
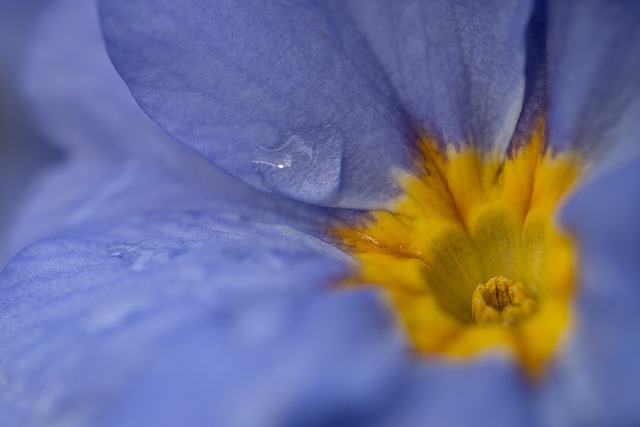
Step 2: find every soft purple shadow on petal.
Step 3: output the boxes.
[0,210,405,427]
[349,0,533,154]
[0,0,58,260]
[22,0,173,159]
[98,0,417,209]
[10,0,351,262]
[538,156,640,426]
[546,0,640,172]
[373,357,534,427]
[510,0,548,148]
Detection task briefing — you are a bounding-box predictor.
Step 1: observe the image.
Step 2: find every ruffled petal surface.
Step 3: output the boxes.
[546,0,640,171]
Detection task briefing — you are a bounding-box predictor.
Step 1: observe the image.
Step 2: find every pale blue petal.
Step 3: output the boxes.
[0,0,58,260]
[3,4,410,424]
[10,0,346,261]
[375,358,533,427]
[538,156,640,426]
[349,0,534,153]
[0,209,407,426]
[22,0,172,159]
[98,0,537,206]
[98,0,418,209]
[11,1,640,426]
[546,0,640,171]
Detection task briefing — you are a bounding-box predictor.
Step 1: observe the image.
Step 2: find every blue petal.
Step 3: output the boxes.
[9,0,214,253]
[22,0,164,158]
[10,0,347,260]
[510,0,548,146]
[5,4,411,423]
[546,0,640,171]
[375,358,533,427]
[0,210,406,426]
[98,0,536,207]
[349,0,534,153]
[539,156,640,425]
[0,0,58,261]
[97,0,421,209]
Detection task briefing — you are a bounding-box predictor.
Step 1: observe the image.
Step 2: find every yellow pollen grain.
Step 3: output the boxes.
[334,124,581,374]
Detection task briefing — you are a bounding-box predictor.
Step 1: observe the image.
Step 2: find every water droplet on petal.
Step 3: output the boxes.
[106,239,176,272]
[252,122,344,203]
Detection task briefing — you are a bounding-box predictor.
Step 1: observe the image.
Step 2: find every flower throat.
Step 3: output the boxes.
[334,125,581,374]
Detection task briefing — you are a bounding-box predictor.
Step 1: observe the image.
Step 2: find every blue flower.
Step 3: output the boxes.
[1,0,640,426]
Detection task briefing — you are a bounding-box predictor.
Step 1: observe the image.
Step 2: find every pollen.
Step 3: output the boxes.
[471,277,536,327]
[334,125,581,374]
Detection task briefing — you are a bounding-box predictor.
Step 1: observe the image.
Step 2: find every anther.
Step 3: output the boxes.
[471,276,536,326]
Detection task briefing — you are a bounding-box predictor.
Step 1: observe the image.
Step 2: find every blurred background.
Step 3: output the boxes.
[0,1,60,263]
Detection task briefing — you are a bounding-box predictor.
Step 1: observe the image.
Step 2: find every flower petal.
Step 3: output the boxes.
[0,210,405,426]
[0,0,58,260]
[374,359,533,427]
[546,0,640,171]
[97,0,417,209]
[10,0,345,260]
[349,0,534,153]
[540,156,640,425]
[22,0,164,158]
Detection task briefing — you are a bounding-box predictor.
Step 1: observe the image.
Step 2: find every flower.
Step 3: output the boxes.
[1,0,640,426]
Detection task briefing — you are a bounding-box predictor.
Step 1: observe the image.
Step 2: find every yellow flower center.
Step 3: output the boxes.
[334,126,581,374]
